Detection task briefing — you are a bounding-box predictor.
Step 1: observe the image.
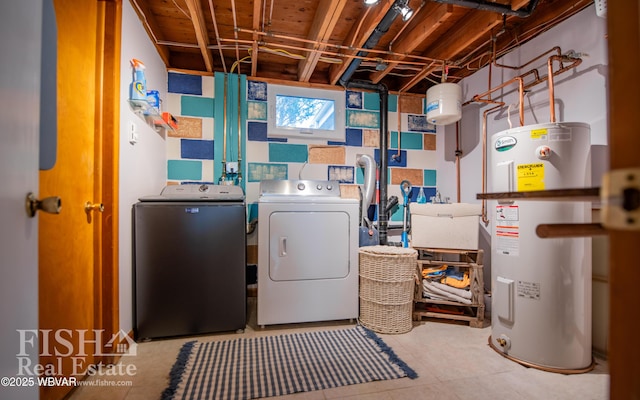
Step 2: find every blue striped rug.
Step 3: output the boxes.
[162,325,417,400]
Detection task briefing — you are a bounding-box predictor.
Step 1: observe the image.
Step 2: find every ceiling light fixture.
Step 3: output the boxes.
[364,0,379,5]
[398,4,413,21]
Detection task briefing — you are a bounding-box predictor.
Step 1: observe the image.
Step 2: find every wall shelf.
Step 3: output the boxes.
[128,99,175,132]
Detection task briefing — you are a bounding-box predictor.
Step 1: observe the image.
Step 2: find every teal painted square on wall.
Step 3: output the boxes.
[181,96,214,118]
[248,163,288,182]
[268,143,308,162]
[363,92,379,110]
[388,94,397,113]
[347,110,379,128]
[423,169,437,186]
[398,132,423,150]
[248,101,267,120]
[168,160,203,180]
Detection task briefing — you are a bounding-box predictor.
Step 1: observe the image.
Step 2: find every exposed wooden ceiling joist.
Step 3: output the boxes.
[298,0,349,82]
[184,0,214,72]
[370,3,454,83]
[130,0,170,67]
[131,0,594,94]
[251,0,261,76]
[399,10,503,92]
[328,0,395,85]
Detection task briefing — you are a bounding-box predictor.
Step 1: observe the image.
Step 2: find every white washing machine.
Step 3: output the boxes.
[257,179,359,326]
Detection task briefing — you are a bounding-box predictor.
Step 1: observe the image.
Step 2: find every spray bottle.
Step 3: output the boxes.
[129,59,147,101]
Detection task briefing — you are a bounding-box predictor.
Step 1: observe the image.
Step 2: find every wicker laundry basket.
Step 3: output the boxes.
[358,245,418,334]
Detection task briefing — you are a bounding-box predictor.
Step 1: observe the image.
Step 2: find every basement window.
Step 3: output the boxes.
[267,84,345,141]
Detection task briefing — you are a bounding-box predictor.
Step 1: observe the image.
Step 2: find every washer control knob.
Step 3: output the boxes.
[327,184,333,191]
[316,184,323,191]
[297,182,306,191]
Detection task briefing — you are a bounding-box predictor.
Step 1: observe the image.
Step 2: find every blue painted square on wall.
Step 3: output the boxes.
[346,91,362,109]
[328,128,362,146]
[374,149,407,167]
[181,139,214,160]
[248,81,267,101]
[168,72,202,95]
[247,121,286,142]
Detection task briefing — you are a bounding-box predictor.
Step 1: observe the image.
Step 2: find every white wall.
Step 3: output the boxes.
[119,0,169,333]
[437,4,609,354]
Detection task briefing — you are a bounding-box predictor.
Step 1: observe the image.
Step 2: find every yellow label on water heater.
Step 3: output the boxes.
[530,128,548,139]
[517,163,545,191]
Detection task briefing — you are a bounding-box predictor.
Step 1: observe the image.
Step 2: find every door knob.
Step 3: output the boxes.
[26,192,62,218]
[85,202,105,213]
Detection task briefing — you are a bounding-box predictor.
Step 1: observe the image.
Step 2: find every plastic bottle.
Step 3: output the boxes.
[129,59,147,101]
[416,187,427,204]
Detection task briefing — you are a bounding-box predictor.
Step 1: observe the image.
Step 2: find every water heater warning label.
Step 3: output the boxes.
[495,205,519,256]
[517,280,541,300]
[517,163,545,191]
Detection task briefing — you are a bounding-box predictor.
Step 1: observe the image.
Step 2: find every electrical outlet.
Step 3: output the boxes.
[226,162,239,173]
[128,121,138,144]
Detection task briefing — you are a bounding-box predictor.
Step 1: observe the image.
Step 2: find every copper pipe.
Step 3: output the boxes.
[455,120,461,203]
[217,37,434,68]
[472,76,525,126]
[481,104,505,225]
[207,0,227,72]
[493,42,562,71]
[396,95,402,159]
[235,28,441,64]
[237,74,243,182]
[548,55,556,123]
[546,54,582,123]
[349,6,372,48]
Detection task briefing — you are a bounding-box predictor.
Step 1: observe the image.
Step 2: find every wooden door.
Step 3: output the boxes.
[606,2,640,398]
[38,1,120,399]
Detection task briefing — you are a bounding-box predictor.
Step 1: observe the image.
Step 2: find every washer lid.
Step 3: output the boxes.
[139,184,245,201]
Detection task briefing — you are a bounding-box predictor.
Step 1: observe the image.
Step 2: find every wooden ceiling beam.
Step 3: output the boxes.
[511,0,531,11]
[328,0,395,85]
[251,0,261,77]
[130,0,171,67]
[184,0,214,72]
[298,0,349,82]
[399,11,502,92]
[370,3,453,83]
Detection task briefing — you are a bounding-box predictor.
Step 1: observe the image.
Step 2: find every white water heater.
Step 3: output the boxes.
[488,122,593,372]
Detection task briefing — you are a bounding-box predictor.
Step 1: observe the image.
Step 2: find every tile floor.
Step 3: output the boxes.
[69,298,609,400]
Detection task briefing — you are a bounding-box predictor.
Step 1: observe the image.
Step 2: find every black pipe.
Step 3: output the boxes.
[346,80,390,245]
[338,0,406,87]
[430,0,539,17]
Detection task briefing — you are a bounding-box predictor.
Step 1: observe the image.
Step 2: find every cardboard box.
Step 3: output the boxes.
[410,203,481,250]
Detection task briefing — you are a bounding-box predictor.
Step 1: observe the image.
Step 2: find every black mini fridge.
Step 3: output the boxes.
[133,184,246,340]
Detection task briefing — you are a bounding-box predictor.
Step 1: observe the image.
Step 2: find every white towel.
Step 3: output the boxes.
[422,280,471,304]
